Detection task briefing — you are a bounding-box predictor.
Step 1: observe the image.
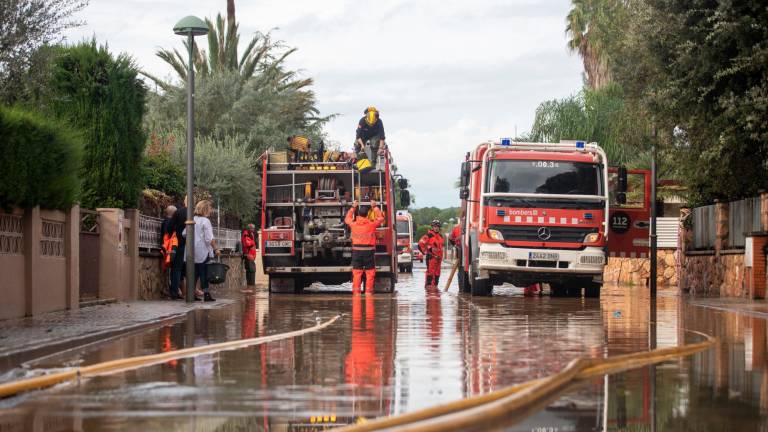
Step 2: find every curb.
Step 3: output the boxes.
[0,299,235,373]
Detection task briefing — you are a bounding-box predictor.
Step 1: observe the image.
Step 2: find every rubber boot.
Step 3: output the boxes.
[434,276,440,287]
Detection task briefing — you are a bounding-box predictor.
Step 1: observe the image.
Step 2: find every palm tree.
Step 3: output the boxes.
[145,1,296,89]
[566,0,616,89]
[529,84,653,166]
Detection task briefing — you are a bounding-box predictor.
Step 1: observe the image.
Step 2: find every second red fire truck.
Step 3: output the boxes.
[456,139,640,297]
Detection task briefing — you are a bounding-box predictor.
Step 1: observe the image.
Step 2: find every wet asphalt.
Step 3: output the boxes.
[0,262,766,431]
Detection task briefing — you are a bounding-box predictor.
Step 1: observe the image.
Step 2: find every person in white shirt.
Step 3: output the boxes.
[186,200,220,302]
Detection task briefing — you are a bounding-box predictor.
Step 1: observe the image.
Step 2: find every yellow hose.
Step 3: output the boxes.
[337,330,716,432]
[0,314,341,399]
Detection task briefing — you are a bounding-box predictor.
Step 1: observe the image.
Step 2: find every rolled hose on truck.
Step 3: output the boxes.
[0,315,342,399]
[337,329,716,432]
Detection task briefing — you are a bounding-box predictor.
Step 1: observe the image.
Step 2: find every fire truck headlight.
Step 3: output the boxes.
[584,233,600,243]
[488,229,504,241]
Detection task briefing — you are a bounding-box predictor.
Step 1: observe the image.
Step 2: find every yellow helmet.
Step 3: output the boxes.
[364,106,378,126]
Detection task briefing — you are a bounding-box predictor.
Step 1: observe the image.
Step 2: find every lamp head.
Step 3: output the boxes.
[173,16,209,36]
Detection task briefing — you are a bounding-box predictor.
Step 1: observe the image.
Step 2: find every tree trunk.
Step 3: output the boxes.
[227,0,235,25]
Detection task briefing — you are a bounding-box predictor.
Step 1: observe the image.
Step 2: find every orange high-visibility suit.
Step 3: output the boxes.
[419,228,444,287]
[344,293,381,390]
[161,232,179,270]
[345,205,384,292]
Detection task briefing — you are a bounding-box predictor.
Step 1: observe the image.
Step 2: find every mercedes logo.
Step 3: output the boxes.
[537,227,551,241]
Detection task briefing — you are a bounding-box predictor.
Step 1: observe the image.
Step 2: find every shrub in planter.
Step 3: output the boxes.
[0,106,81,210]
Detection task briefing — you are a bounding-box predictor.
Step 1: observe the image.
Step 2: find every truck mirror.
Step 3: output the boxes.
[617,166,628,193]
[459,188,469,200]
[460,162,470,188]
[398,178,409,190]
[400,190,411,206]
[616,192,627,205]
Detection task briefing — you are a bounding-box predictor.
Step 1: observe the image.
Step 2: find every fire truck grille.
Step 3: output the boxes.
[490,225,597,243]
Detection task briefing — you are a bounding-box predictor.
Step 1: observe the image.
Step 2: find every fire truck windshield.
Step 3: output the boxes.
[487,160,603,196]
[396,220,410,237]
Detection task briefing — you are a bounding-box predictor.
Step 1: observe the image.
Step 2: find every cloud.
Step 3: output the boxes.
[64,0,583,208]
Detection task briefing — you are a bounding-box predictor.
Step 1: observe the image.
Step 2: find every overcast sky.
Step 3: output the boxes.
[64,0,584,208]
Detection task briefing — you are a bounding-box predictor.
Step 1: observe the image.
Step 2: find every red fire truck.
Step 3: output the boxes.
[456,140,643,297]
[396,210,414,273]
[260,150,411,294]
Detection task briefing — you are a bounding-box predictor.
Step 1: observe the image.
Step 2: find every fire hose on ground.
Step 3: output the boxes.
[0,314,342,399]
[337,329,716,432]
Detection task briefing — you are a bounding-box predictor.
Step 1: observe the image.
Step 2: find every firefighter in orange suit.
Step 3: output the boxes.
[345,200,385,293]
[419,220,444,287]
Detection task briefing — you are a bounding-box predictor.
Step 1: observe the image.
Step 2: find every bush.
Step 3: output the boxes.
[142,152,185,200]
[0,106,81,209]
[49,39,146,209]
[167,131,260,219]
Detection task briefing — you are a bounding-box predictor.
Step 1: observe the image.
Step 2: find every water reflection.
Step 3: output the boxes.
[1,272,768,431]
[513,287,768,431]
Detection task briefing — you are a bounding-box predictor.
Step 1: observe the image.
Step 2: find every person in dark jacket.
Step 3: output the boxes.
[169,198,188,299]
[241,224,257,286]
[355,106,386,165]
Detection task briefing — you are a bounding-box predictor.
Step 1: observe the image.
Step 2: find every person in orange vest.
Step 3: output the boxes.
[419,220,445,287]
[241,224,257,286]
[160,205,180,299]
[345,199,384,293]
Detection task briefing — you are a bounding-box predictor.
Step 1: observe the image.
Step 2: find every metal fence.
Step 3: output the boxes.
[138,214,242,251]
[692,204,717,250]
[727,197,762,248]
[138,215,163,250]
[213,227,241,251]
[657,217,680,248]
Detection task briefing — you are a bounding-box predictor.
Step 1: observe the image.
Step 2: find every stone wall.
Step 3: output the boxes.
[138,253,165,300]
[603,248,679,286]
[681,252,747,297]
[138,252,248,300]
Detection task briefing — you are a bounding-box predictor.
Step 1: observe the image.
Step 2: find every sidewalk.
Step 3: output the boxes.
[0,297,235,368]
[688,296,768,319]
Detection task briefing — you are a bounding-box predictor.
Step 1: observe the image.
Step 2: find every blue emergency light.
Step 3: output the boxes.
[496,209,505,217]
[576,141,586,149]
[500,138,512,146]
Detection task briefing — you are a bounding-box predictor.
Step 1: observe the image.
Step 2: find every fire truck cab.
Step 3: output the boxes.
[396,211,414,273]
[457,140,613,297]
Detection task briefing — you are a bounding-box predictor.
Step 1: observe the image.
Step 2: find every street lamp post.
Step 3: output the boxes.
[174,16,209,303]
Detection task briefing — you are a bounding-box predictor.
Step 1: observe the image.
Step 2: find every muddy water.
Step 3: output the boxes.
[0,264,765,431]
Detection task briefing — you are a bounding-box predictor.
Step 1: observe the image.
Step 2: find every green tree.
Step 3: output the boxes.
[610,0,768,203]
[163,130,260,219]
[0,106,81,209]
[142,153,185,200]
[146,69,326,155]
[49,39,147,208]
[529,83,654,167]
[0,0,88,102]
[566,0,626,89]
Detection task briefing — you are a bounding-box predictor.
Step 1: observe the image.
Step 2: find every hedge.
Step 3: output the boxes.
[0,106,81,209]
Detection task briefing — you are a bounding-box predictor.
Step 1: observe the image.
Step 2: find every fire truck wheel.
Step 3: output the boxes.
[269,276,303,294]
[374,275,396,293]
[469,262,492,296]
[549,282,568,297]
[584,281,601,298]
[294,276,306,294]
[458,267,471,293]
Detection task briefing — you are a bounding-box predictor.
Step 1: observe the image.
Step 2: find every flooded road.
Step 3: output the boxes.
[1,264,767,431]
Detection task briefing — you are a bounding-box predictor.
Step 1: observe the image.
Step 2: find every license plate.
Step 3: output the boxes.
[266,240,291,248]
[529,252,558,261]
